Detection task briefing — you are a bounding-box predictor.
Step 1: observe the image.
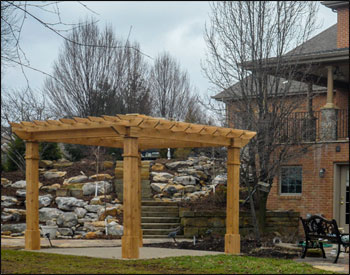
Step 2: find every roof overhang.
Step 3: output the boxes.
[321,1,349,10]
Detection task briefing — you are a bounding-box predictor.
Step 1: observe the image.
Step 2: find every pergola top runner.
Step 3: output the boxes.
[10,113,256,259]
[10,114,256,149]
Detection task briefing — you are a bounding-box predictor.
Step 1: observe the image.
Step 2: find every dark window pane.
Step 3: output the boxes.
[280,166,302,194]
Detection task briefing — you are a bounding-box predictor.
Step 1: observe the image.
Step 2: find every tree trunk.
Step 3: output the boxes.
[256,190,269,234]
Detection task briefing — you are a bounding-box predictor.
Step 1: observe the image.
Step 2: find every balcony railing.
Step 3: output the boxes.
[279,109,348,142]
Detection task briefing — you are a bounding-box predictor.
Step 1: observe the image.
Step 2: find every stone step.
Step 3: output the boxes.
[141,201,178,206]
[142,235,185,239]
[141,206,179,212]
[142,217,180,223]
[141,223,180,229]
[142,228,180,235]
[141,212,178,217]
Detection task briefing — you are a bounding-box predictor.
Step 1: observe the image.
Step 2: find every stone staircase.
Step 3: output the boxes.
[141,200,182,238]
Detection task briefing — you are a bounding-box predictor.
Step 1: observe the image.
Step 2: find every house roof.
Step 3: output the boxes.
[286,24,338,56]
[10,114,256,148]
[213,24,348,101]
[212,75,326,101]
[321,1,349,10]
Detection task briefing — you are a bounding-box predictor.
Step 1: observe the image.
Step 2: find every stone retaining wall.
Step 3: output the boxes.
[179,208,300,238]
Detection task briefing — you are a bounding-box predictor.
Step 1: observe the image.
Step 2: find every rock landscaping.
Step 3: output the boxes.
[1,154,229,240]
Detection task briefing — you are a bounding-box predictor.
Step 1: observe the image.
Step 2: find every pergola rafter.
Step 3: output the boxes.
[10,114,256,259]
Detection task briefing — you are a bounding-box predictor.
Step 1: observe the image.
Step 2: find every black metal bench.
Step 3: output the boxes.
[299,215,349,263]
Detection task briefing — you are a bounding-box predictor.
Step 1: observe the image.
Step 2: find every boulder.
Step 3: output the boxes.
[65,175,88,184]
[16,189,26,198]
[177,168,208,180]
[183,185,196,193]
[91,221,105,227]
[107,222,123,236]
[74,207,87,218]
[85,232,98,239]
[90,197,102,205]
[165,161,191,169]
[103,161,114,169]
[1,223,26,233]
[53,162,73,168]
[38,194,53,208]
[41,183,61,191]
[84,205,103,213]
[97,205,123,220]
[82,181,112,196]
[39,160,53,168]
[85,213,98,220]
[1,196,18,207]
[43,171,67,180]
[150,183,166,193]
[1,208,25,222]
[173,176,198,185]
[212,174,227,185]
[39,207,63,222]
[55,197,87,211]
[89,174,113,181]
[57,212,78,227]
[57,228,73,236]
[1,178,12,188]
[151,172,173,182]
[151,163,165,172]
[11,180,26,189]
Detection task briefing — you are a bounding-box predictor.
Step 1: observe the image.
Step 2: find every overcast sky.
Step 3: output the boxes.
[2,1,338,100]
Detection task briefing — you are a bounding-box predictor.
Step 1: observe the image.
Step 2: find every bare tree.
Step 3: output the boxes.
[203,1,319,232]
[149,52,201,121]
[44,19,151,118]
[1,88,52,172]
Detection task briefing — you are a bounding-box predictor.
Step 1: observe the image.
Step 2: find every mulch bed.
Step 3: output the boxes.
[144,237,300,259]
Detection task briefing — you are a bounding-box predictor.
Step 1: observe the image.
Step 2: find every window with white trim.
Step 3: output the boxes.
[280,166,302,194]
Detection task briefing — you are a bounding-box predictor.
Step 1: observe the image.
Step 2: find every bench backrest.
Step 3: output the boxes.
[299,215,341,242]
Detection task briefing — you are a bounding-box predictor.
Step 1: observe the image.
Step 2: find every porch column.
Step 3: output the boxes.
[225,145,241,254]
[320,66,338,140]
[122,137,140,259]
[25,141,40,250]
[324,66,335,109]
[138,151,143,247]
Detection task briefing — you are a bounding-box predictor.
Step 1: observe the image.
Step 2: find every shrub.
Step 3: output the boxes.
[5,135,25,171]
[64,144,89,161]
[174,148,192,159]
[39,142,62,160]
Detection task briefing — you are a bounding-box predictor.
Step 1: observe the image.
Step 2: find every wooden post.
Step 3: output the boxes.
[122,137,140,259]
[225,145,241,254]
[25,141,41,250]
[138,151,143,247]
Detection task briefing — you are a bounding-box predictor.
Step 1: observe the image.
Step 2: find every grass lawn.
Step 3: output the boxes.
[1,248,338,274]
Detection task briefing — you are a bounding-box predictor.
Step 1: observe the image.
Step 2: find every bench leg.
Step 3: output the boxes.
[301,241,308,258]
[333,243,341,264]
[320,242,326,258]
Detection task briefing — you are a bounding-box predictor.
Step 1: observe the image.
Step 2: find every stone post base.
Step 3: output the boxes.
[225,234,240,254]
[122,236,139,259]
[320,108,338,141]
[25,230,41,250]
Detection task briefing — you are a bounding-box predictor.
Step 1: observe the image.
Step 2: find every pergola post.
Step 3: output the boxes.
[225,145,241,254]
[138,151,143,247]
[122,137,140,259]
[24,141,40,250]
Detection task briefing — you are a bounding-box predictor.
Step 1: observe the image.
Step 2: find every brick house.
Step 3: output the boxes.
[213,1,349,233]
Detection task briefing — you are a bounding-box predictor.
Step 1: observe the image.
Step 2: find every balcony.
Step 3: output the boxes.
[278,109,348,143]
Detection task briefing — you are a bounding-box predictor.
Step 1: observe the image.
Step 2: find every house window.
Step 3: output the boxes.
[280,166,302,194]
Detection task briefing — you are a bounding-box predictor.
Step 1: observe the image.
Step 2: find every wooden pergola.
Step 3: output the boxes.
[10,114,256,259]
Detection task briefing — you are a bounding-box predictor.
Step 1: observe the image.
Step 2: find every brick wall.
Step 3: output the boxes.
[267,141,349,223]
[337,7,349,48]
